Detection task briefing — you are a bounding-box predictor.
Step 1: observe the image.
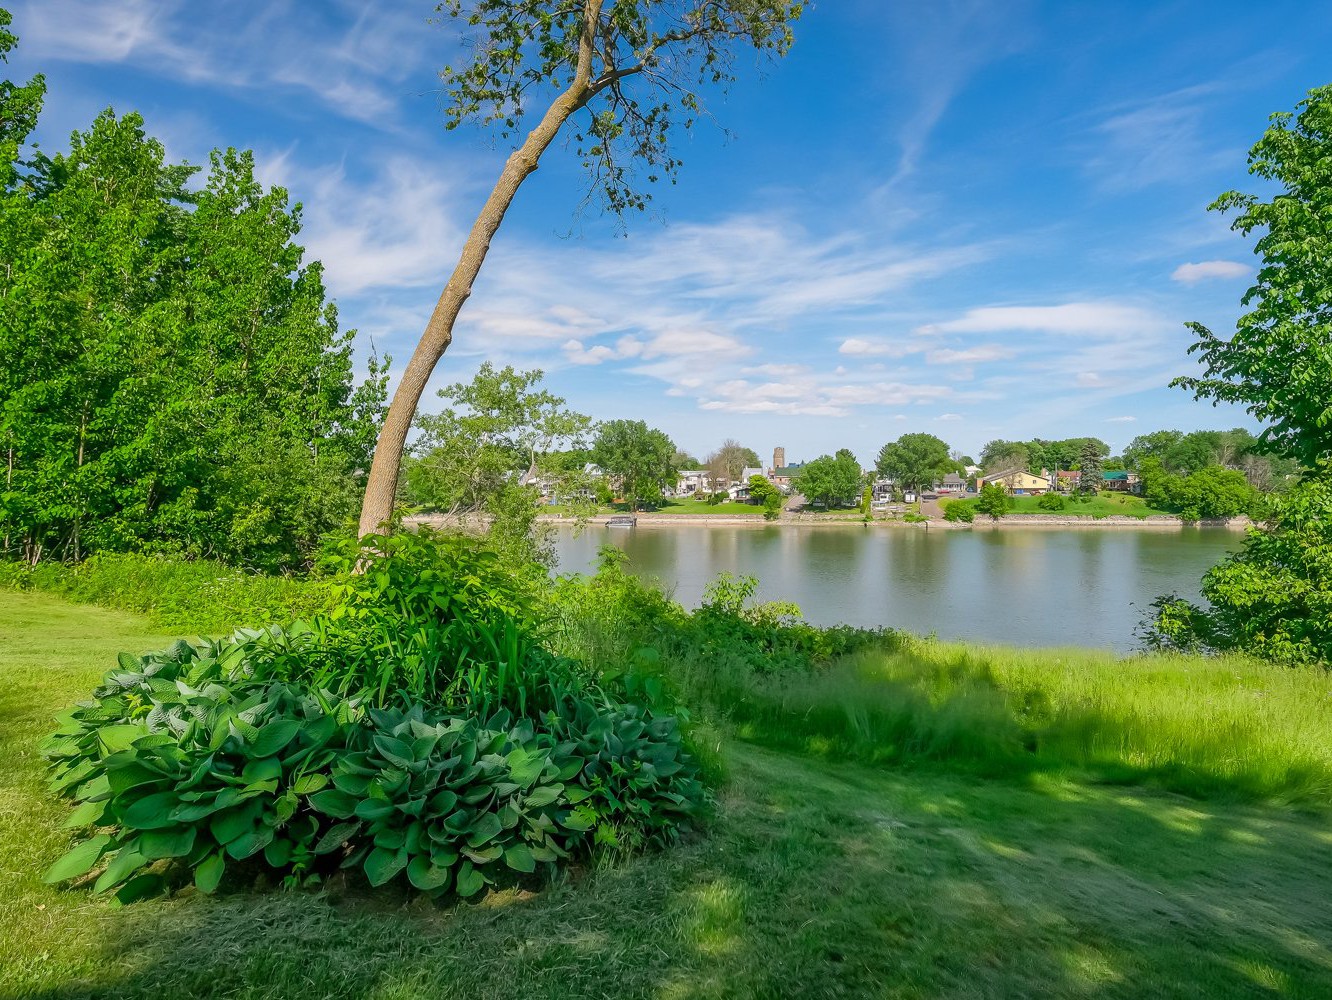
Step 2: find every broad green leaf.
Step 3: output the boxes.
[363,846,408,887]
[63,799,107,830]
[503,844,536,873]
[466,812,502,847]
[140,827,197,860]
[111,872,165,906]
[225,826,275,860]
[42,834,112,884]
[292,773,329,795]
[195,853,225,893]
[523,784,565,810]
[264,839,293,867]
[250,720,302,758]
[455,860,484,897]
[354,799,396,822]
[313,821,361,855]
[308,789,358,819]
[94,848,146,894]
[122,791,183,831]
[97,725,147,754]
[241,757,283,783]
[210,804,260,846]
[406,855,451,892]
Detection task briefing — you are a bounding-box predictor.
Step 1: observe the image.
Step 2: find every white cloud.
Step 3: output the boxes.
[936,413,964,421]
[1171,260,1251,283]
[917,302,1164,338]
[926,346,1014,364]
[1106,415,1137,423]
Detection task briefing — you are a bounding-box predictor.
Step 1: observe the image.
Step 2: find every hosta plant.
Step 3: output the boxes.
[42,635,708,904]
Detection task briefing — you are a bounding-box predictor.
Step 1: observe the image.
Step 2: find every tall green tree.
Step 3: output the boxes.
[1173,84,1332,472]
[591,419,677,509]
[358,0,803,538]
[794,450,862,508]
[0,29,386,571]
[875,433,951,493]
[1075,440,1103,496]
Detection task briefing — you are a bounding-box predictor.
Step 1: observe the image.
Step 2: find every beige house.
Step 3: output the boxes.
[978,469,1051,495]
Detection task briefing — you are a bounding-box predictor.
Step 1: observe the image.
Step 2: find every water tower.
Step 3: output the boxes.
[772,446,786,471]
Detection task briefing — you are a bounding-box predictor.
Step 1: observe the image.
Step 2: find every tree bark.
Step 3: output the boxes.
[357,2,604,540]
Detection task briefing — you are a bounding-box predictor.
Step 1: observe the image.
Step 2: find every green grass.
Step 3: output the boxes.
[641,499,764,516]
[714,640,1332,807]
[4,590,1332,998]
[1003,492,1173,518]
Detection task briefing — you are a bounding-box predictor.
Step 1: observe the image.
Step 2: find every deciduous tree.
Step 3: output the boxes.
[358,1,803,537]
[591,419,677,509]
[875,433,951,494]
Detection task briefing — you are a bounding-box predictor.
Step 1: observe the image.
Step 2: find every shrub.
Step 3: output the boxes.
[941,499,975,523]
[1037,493,1067,512]
[975,484,1011,519]
[42,632,707,903]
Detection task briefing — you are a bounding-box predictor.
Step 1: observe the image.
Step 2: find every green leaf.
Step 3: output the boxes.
[293,773,329,795]
[363,846,408,887]
[122,791,183,831]
[63,798,107,829]
[264,839,293,867]
[43,834,112,884]
[309,788,358,819]
[140,827,197,860]
[195,853,225,893]
[503,844,536,873]
[466,812,502,847]
[242,757,283,783]
[94,848,147,894]
[210,804,259,846]
[523,784,565,810]
[225,826,275,860]
[455,860,484,897]
[250,720,302,757]
[354,799,396,822]
[97,725,147,753]
[406,855,452,892]
[314,821,361,855]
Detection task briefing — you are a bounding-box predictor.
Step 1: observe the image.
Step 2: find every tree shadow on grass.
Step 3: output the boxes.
[17,743,1332,1000]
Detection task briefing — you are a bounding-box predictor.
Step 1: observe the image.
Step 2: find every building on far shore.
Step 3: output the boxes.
[772,446,786,472]
[978,469,1051,495]
[769,463,805,489]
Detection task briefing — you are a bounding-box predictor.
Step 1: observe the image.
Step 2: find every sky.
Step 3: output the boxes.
[7,0,1331,466]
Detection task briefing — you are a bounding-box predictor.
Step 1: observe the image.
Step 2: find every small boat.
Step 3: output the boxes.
[606,515,637,528]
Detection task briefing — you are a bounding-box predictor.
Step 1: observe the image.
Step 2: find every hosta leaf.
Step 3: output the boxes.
[455,860,485,897]
[140,827,197,860]
[122,791,184,831]
[264,839,293,867]
[117,651,141,672]
[195,853,225,893]
[406,855,451,892]
[428,789,458,814]
[225,826,274,860]
[94,847,147,894]
[363,846,408,887]
[373,735,414,769]
[241,757,283,783]
[63,798,107,829]
[43,834,112,884]
[309,789,358,819]
[559,807,597,832]
[503,844,536,873]
[292,773,329,795]
[462,843,502,864]
[250,720,302,758]
[331,771,371,795]
[523,784,565,810]
[97,725,146,754]
[354,799,396,822]
[314,821,361,855]
[466,812,502,848]
[210,803,260,845]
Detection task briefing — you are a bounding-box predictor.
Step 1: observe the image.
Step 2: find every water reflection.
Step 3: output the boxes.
[552,524,1240,652]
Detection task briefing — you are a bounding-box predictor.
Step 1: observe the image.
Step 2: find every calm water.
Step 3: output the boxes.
[551,524,1242,652]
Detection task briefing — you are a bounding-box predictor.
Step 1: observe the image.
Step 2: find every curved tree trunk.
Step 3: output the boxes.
[358,4,603,539]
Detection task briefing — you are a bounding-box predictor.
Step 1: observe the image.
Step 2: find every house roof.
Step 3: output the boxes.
[1103,470,1129,481]
[772,464,805,476]
[941,472,964,484]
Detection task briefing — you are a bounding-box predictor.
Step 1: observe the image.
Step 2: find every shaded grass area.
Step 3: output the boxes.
[1005,493,1172,518]
[4,591,1332,998]
[705,639,1332,808]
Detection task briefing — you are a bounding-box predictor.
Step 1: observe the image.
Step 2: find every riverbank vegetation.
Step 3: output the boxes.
[5,566,1332,997]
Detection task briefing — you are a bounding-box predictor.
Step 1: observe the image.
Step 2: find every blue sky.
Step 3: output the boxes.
[8,1,1331,465]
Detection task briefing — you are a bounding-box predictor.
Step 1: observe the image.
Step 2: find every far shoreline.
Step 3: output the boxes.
[407,513,1254,531]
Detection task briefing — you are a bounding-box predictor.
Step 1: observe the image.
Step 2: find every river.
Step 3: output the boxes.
[550,523,1242,652]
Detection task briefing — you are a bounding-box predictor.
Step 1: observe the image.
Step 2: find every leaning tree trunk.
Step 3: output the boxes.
[357,8,603,540]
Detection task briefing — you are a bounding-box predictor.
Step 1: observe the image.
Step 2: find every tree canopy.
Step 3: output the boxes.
[0,32,386,571]
[591,419,677,508]
[794,450,862,508]
[1173,84,1332,472]
[875,433,951,493]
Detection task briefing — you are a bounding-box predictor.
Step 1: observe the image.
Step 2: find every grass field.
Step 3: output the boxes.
[1002,493,1172,518]
[3,590,1331,998]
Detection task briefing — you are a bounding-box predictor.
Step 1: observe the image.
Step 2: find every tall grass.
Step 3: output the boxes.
[0,553,330,634]
[725,640,1332,806]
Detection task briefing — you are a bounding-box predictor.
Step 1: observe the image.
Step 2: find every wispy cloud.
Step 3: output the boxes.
[1082,84,1233,191]
[1171,260,1250,283]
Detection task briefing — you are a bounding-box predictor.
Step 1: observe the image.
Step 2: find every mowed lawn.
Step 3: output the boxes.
[2,591,1330,999]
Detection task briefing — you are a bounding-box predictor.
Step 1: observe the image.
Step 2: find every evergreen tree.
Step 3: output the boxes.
[1076,440,1103,496]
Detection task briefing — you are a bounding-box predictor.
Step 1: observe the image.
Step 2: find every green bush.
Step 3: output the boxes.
[941,499,975,522]
[41,632,707,903]
[1037,493,1067,512]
